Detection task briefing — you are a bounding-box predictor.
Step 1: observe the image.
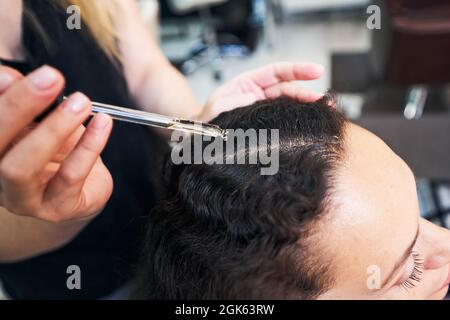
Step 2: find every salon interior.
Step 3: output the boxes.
[146,0,450,225]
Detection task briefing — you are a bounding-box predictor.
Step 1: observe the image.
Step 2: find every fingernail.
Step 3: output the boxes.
[90,113,110,130]
[28,65,58,90]
[0,72,14,91]
[64,92,90,113]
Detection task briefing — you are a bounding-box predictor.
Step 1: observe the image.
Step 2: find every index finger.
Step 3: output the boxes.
[0,66,65,154]
[241,62,325,89]
[0,66,23,94]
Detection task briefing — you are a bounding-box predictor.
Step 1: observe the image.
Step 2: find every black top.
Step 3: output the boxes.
[0,0,167,299]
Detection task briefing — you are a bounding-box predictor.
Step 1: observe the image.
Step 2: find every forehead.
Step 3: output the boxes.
[320,123,419,291]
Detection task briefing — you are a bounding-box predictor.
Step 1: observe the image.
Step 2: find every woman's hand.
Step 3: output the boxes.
[0,65,113,223]
[201,62,325,122]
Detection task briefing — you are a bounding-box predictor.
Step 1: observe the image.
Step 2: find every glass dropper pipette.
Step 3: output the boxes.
[64,98,228,140]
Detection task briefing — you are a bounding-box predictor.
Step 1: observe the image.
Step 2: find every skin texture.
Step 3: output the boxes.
[318,124,450,299]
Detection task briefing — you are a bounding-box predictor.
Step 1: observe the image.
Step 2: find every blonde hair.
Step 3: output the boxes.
[60,0,121,63]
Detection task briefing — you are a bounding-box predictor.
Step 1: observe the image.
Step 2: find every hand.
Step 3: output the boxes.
[0,65,113,223]
[201,62,325,122]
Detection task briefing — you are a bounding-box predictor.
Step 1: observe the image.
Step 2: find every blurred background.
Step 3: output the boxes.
[138,0,450,228]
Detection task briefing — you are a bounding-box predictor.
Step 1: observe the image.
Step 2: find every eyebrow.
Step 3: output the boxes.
[379,226,420,289]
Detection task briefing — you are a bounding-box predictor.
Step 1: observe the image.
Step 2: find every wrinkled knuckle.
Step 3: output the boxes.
[45,122,64,138]
[59,169,82,186]
[0,66,23,79]
[80,136,101,155]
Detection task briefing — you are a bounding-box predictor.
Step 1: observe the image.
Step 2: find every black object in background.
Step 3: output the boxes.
[159,0,260,51]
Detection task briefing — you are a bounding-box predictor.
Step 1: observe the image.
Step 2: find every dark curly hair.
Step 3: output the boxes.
[133,95,347,299]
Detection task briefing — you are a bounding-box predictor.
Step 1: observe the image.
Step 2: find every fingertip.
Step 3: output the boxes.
[0,67,23,93]
[312,64,325,76]
[84,114,112,155]
[89,113,113,132]
[29,65,64,91]
[305,64,325,79]
[310,92,324,101]
[46,66,66,86]
[295,63,325,79]
[62,92,92,114]
[294,90,324,103]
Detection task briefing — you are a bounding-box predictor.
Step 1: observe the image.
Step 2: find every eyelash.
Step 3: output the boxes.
[400,252,424,291]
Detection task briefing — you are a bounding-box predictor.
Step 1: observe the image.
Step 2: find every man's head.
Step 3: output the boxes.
[134,96,450,300]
